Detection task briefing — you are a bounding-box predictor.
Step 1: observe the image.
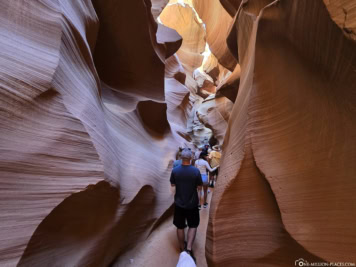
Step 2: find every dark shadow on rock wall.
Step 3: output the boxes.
[137,101,171,137]
[18,181,119,266]
[19,182,157,267]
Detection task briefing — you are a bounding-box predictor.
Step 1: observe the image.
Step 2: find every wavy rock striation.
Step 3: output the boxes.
[193,0,237,71]
[1,0,355,266]
[207,0,356,265]
[196,95,233,145]
[159,2,205,77]
[159,1,233,147]
[0,0,186,265]
[323,0,356,40]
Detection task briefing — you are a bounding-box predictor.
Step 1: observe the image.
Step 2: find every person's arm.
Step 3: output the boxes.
[197,172,203,191]
[204,160,217,172]
[208,153,213,164]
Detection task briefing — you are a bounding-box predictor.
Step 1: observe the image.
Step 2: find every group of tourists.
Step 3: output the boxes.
[170,144,222,263]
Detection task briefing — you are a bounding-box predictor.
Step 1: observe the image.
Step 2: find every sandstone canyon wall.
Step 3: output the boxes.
[206,0,356,266]
[0,0,355,266]
[0,0,188,266]
[159,0,234,147]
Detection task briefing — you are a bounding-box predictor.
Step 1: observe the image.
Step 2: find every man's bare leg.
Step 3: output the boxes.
[177,228,185,251]
[186,227,197,251]
[200,188,204,206]
[203,185,208,204]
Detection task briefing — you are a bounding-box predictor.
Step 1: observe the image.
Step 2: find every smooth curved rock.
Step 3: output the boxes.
[323,0,356,40]
[187,97,213,147]
[0,0,182,265]
[202,54,232,87]
[159,3,205,76]
[92,0,168,101]
[151,0,169,19]
[156,23,183,59]
[193,0,237,71]
[165,55,194,142]
[208,0,356,265]
[216,63,240,103]
[196,95,233,145]
[2,0,355,266]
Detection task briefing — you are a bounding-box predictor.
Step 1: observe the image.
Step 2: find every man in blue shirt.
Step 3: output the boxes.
[170,148,202,261]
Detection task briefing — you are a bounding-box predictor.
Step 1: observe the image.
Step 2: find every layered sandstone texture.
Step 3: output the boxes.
[207,0,356,266]
[1,0,356,266]
[0,0,192,266]
[323,0,356,40]
[159,0,235,147]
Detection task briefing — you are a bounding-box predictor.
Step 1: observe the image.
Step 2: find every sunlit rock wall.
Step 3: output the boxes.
[323,0,356,40]
[196,95,233,145]
[207,0,356,266]
[0,0,187,265]
[159,1,233,147]
[160,2,205,76]
[193,0,237,71]
[2,0,354,266]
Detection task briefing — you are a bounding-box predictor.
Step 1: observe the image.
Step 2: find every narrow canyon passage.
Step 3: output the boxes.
[1,0,356,266]
[111,191,213,266]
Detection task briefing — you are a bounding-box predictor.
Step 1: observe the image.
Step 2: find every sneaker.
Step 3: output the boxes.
[185,249,196,263]
[198,205,201,210]
[203,202,208,208]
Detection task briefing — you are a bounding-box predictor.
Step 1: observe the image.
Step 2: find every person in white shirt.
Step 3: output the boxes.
[194,153,218,208]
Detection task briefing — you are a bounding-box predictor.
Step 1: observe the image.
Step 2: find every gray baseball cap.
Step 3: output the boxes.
[181,148,192,159]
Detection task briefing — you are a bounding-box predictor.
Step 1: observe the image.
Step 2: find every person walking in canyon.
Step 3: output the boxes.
[208,145,221,188]
[195,152,218,209]
[201,144,209,157]
[170,148,202,262]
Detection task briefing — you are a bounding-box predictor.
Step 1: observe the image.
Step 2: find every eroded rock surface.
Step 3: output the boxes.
[196,95,233,145]
[0,0,184,265]
[207,0,356,265]
[323,0,356,40]
[193,0,237,71]
[1,0,355,266]
[159,2,205,76]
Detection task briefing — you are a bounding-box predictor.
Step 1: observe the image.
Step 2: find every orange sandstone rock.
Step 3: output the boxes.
[208,0,356,265]
[0,0,183,266]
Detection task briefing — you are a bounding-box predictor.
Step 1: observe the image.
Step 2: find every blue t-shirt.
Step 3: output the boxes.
[170,165,202,209]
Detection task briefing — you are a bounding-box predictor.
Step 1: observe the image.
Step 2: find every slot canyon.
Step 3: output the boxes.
[0,0,355,266]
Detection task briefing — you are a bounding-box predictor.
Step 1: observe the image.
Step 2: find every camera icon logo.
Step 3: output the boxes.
[295,258,308,266]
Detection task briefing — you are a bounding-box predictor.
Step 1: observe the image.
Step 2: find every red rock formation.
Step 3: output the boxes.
[159,2,219,147]
[2,0,355,266]
[323,0,356,40]
[0,0,183,265]
[207,0,356,265]
[193,0,237,71]
[151,0,170,19]
[196,95,233,145]
[165,54,194,142]
[159,3,205,76]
